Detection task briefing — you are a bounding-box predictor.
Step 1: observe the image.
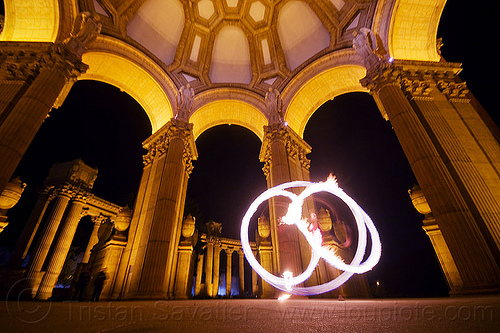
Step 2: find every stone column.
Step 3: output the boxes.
[361,59,500,293]
[9,186,54,268]
[135,119,197,298]
[35,194,86,300]
[205,238,214,297]
[82,216,104,264]
[194,253,204,297]
[251,250,259,297]
[238,249,245,296]
[112,146,163,299]
[225,248,234,296]
[24,187,73,295]
[212,241,221,297]
[0,12,100,194]
[259,123,312,280]
[0,44,88,194]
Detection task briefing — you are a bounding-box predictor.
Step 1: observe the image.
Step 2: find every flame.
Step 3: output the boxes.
[326,173,339,187]
[278,293,291,301]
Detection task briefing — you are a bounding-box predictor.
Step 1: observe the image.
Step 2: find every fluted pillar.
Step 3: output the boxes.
[260,123,312,280]
[82,216,104,264]
[251,250,258,297]
[24,188,72,295]
[361,59,500,293]
[225,248,233,296]
[212,241,221,297]
[35,194,86,300]
[134,119,197,298]
[238,249,245,296]
[205,238,214,297]
[194,253,204,296]
[9,186,54,268]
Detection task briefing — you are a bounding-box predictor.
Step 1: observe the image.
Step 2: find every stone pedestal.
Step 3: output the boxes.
[258,242,274,298]
[174,241,195,299]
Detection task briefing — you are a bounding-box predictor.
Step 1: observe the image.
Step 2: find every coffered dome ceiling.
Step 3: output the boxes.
[86,0,376,93]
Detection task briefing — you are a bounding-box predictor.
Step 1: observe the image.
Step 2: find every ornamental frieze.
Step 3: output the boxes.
[401,78,433,98]
[361,60,463,100]
[436,81,469,99]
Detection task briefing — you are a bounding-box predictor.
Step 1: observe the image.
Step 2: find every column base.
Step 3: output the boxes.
[450,283,500,297]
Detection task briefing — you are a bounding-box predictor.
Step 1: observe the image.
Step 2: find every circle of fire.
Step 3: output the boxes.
[240,176,382,296]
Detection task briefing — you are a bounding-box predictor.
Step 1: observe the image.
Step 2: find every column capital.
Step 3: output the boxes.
[259,123,311,178]
[360,59,463,94]
[0,42,88,82]
[142,119,198,173]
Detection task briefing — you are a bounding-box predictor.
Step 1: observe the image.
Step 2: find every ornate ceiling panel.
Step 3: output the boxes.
[82,0,377,94]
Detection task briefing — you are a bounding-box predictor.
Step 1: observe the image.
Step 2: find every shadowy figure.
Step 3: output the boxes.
[72,270,90,301]
[90,270,107,302]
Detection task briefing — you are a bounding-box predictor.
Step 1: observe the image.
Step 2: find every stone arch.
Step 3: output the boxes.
[374,0,446,62]
[0,0,59,42]
[190,99,267,141]
[284,64,368,138]
[81,36,179,133]
[80,51,172,133]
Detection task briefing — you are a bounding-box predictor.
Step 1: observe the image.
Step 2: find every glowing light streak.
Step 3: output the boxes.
[283,271,293,291]
[240,176,382,296]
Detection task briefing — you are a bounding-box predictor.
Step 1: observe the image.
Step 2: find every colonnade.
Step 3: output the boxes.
[1,9,499,297]
[6,159,124,300]
[193,234,260,298]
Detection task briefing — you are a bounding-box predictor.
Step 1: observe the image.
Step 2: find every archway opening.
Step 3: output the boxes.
[186,124,265,297]
[185,124,266,240]
[1,81,152,257]
[303,92,448,297]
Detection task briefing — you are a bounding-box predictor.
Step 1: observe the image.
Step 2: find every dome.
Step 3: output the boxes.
[91,0,376,93]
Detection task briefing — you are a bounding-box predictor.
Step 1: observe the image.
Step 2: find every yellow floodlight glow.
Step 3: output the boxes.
[285,65,367,138]
[190,100,267,141]
[81,52,173,133]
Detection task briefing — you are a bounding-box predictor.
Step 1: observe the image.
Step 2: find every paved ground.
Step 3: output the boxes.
[2,296,499,333]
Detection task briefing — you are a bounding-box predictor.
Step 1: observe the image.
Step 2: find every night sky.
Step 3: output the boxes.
[0,2,497,298]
